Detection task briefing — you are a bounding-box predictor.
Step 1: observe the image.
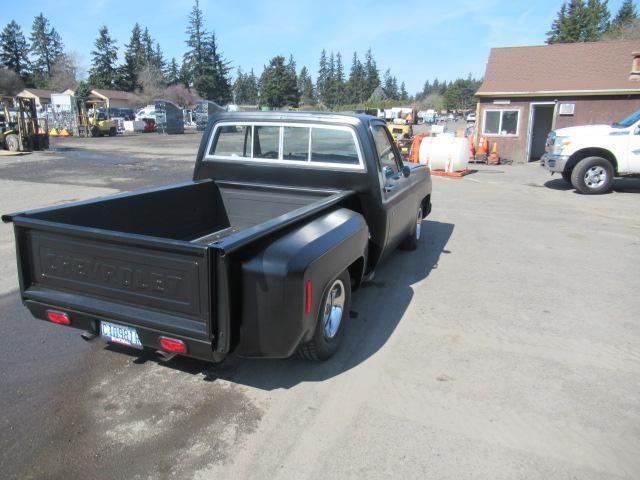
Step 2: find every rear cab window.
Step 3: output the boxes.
[207,121,364,170]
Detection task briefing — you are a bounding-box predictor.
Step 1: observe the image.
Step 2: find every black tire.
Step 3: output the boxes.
[570,156,614,195]
[91,126,100,137]
[297,269,351,361]
[5,134,19,152]
[108,127,117,137]
[399,204,423,251]
[561,170,571,183]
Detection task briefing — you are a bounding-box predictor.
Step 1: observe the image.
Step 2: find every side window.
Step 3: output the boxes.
[210,125,252,157]
[371,124,400,172]
[283,127,310,161]
[254,126,280,159]
[310,128,359,164]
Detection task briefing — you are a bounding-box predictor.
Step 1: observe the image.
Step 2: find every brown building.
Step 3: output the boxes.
[475,40,640,163]
[16,88,57,112]
[62,88,139,108]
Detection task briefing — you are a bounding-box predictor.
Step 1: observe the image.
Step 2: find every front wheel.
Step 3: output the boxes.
[400,205,423,250]
[570,156,614,195]
[108,127,117,137]
[561,170,571,183]
[297,269,351,361]
[5,134,19,152]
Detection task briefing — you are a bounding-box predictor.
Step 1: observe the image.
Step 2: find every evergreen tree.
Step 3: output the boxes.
[166,57,180,85]
[442,78,482,111]
[116,24,144,91]
[183,1,231,103]
[363,49,380,100]
[564,1,588,41]
[195,32,232,103]
[383,69,399,100]
[234,67,259,104]
[547,3,569,43]
[30,13,64,87]
[142,28,154,63]
[298,66,315,105]
[317,49,328,106]
[246,69,259,104]
[326,51,336,106]
[611,0,637,29]
[419,80,431,99]
[0,21,30,80]
[287,54,297,76]
[153,42,166,74]
[547,0,612,43]
[260,55,300,108]
[333,52,346,106]
[347,52,366,104]
[179,59,191,87]
[88,26,118,89]
[184,0,207,88]
[584,0,611,40]
[74,80,91,102]
[399,82,408,101]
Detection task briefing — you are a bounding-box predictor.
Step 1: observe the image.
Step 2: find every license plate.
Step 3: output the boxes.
[100,321,142,349]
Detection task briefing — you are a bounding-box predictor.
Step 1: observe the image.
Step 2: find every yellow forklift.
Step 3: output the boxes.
[86,99,117,137]
[0,95,49,151]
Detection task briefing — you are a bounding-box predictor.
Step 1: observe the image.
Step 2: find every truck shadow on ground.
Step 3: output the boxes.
[152,220,455,390]
[544,177,640,193]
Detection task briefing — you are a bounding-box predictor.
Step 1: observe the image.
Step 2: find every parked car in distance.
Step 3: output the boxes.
[3,112,432,364]
[466,112,476,123]
[135,105,156,121]
[541,109,640,194]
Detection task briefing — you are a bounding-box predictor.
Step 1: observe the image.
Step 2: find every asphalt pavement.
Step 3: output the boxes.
[0,132,639,480]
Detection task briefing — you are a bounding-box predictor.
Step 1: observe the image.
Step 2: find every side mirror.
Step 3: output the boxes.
[634,125,640,135]
[402,165,411,178]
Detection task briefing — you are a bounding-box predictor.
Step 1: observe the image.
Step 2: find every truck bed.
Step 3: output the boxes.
[4,180,352,359]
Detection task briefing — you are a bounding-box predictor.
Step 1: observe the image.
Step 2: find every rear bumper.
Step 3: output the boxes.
[541,153,569,173]
[25,300,225,363]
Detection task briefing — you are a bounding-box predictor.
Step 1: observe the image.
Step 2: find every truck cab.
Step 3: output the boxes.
[542,109,640,194]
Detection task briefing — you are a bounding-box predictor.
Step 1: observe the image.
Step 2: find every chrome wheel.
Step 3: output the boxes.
[415,207,423,240]
[584,166,607,189]
[323,279,345,339]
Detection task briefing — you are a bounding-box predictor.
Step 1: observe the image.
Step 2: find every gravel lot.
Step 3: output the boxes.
[0,131,639,480]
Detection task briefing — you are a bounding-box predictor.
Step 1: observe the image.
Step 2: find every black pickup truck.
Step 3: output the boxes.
[3,112,432,362]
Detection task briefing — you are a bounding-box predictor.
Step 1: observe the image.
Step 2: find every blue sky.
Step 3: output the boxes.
[3,0,629,93]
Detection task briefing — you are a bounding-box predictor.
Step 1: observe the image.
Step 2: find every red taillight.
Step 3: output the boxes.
[305,280,313,315]
[159,337,187,354]
[46,310,70,325]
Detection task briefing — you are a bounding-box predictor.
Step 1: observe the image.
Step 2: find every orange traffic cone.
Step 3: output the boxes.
[468,135,475,160]
[488,142,500,165]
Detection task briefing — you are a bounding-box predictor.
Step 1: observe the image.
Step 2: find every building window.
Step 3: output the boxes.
[482,109,519,136]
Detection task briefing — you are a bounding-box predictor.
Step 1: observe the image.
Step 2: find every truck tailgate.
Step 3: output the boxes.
[14,220,212,340]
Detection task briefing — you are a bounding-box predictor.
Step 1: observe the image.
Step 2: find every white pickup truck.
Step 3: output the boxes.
[541,109,640,194]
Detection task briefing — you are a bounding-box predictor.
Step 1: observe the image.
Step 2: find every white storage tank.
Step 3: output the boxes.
[418,136,469,172]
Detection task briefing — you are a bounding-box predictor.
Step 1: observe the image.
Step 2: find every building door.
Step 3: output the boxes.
[529,104,555,161]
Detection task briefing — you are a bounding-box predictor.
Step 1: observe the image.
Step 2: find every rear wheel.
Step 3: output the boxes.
[400,204,423,250]
[108,127,116,137]
[570,156,614,195]
[91,126,100,137]
[297,269,351,361]
[5,134,19,152]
